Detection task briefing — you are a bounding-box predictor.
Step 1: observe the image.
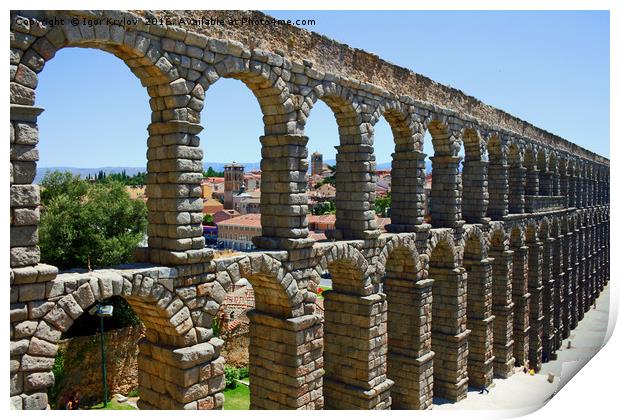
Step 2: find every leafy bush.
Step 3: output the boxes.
[203,213,215,226]
[39,171,147,270]
[225,365,240,389]
[238,366,249,380]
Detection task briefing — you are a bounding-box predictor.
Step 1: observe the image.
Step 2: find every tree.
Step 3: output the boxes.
[313,201,336,215]
[39,171,147,270]
[203,166,224,178]
[374,193,391,217]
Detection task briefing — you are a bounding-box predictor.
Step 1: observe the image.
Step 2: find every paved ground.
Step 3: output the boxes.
[435,284,611,415]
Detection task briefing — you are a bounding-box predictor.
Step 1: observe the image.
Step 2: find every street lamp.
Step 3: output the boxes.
[89,303,114,407]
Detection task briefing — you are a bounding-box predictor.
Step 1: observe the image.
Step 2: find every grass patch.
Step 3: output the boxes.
[223,383,250,410]
[90,399,136,410]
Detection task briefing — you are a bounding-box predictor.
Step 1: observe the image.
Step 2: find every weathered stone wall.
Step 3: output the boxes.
[9,9,610,411]
[53,325,144,407]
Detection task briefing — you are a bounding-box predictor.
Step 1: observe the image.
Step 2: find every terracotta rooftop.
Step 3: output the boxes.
[216,213,262,227]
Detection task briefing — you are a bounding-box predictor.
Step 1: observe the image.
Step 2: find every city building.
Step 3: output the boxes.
[232,186,261,215]
[216,213,262,251]
[213,209,240,224]
[224,162,244,209]
[311,151,323,176]
[244,171,261,191]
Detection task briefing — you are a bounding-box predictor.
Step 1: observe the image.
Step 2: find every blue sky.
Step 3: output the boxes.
[36,10,609,168]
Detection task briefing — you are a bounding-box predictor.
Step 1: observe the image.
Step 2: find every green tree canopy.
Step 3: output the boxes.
[374,193,391,217]
[39,171,147,270]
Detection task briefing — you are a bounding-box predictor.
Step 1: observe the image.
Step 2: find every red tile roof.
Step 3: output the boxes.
[216,213,262,227]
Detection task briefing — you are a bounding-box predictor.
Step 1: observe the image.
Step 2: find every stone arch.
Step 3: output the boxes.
[377,234,432,409]
[424,116,457,157]
[303,84,377,240]
[559,156,569,206]
[462,225,488,262]
[427,233,468,401]
[507,223,528,366]
[508,142,526,214]
[371,102,425,229]
[487,222,515,377]
[524,219,543,370]
[486,134,509,219]
[523,145,539,196]
[461,127,489,223]
[375,234,418,277]
[462,226,494,389]
[305,82,365,142]
[537,206,552,359]
[371,99,416,147]
[489,222,509,252]
[23,267,221,410]
[318,242,371,295]
[425,117,463,227]
[216,254,302,318]
[320,242,392,409]
[525,220,538,243]
[548,152,560,196]
[549,216,565,349]
[536,148,549,173]
[487,134,507,165]
[509,224,525,247]
[461,127,486,161]
[196,52,307,246]
[210,253,319,410]
[198,53,294,135]
[10,11,210,267]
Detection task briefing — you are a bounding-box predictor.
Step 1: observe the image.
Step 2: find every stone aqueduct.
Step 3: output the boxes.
[10,10,610,410]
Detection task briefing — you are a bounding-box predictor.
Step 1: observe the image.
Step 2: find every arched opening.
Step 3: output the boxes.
[537,149,551,196]
[26,268,211,410]
[508,143,525,214]
[525,223,543,371]
[550,219,565,351]
[304,100,340,240]
[374,107,422,232]
[560,216,574,336]
[382,244,432,409]
[566,215,578,330]
[539,218,556,362]
[211,254,319,410]
[462,231,494,389]
[305,92,378,240]
[461,129,488,223]
[48,295,143,409]
[426,121,462,227]
[559,157,569,208]
[35,48,150,272]
[486,135,508,219]
[549,153,560,196]
[422,130,434,224]
[429,238,468,403]
[508,226,529,367]
[523,146,539,199]
[322,253,390,409]
[200,78,263,252]
[488,226,515,378]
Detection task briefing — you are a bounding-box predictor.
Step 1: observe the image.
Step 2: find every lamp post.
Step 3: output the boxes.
[89,303,113,407]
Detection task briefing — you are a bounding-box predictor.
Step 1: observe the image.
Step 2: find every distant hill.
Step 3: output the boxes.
[35,167,146,184]
[35,159,433,183]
